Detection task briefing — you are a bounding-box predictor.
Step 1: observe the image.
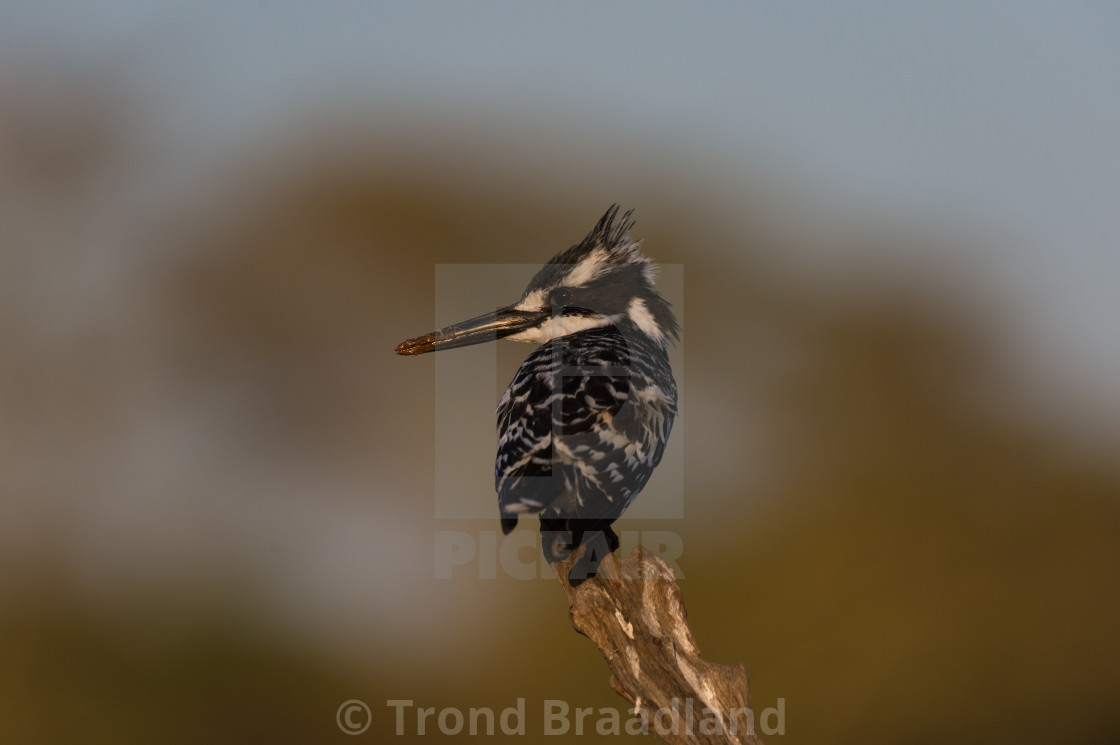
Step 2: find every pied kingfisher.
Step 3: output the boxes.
[397,206,678,585]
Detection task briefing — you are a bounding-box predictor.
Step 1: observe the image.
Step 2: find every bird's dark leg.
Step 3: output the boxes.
[568,529,613,587]
[540,517,574,563]
[540,518,622,587]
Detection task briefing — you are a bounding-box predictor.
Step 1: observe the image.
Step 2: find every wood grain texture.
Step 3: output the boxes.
[556,547,765,745]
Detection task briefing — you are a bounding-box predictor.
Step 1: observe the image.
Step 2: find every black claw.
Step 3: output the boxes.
[605,526,620,553]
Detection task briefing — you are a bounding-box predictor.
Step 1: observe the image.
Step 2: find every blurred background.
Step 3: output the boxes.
[2,2,1119,743]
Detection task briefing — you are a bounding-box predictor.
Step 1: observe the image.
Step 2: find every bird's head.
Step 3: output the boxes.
[396,205,679,355]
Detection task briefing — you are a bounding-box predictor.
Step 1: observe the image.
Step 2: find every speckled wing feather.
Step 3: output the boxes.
[495,327,676,527]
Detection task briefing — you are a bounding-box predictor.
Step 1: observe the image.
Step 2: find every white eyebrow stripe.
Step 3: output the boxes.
[514,289,546,311]
[564,249,610,287]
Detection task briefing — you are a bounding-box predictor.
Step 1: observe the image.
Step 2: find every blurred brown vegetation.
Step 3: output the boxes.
[3,71,1120,745]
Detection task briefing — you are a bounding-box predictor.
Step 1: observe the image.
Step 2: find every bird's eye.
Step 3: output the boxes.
[549,288,573,306]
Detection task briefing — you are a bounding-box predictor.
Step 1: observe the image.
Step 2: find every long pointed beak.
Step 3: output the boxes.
[395,304,548,355]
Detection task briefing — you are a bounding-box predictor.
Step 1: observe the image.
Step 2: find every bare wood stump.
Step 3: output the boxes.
[555,547,765,745]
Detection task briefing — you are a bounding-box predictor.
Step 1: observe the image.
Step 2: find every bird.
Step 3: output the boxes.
[396,205,678,586]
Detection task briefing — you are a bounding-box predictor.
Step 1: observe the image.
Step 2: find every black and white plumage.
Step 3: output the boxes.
[397,206,678,585]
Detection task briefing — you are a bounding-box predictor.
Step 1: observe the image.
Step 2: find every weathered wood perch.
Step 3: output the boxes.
[555,547,765,745]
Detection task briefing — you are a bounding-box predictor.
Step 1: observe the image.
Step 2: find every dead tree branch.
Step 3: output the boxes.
[555,547,765,745]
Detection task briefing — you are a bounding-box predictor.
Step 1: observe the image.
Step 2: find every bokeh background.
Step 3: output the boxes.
[3,3,1119,743]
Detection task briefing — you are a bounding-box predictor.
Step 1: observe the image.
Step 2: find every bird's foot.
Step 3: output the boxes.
[566,531,615,587]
